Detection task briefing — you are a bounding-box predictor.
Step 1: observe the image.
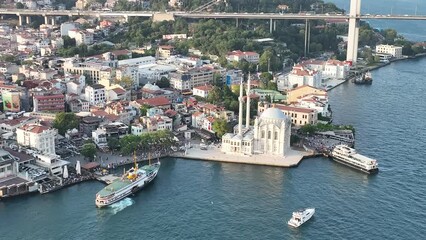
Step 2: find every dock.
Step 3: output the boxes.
[170,146,315,168]
[96,174,120,184]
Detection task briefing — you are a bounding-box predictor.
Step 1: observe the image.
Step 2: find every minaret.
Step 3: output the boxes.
[245,73,251,129]
[238,77,244,135]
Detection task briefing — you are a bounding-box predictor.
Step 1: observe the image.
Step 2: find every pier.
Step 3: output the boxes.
[171,144,314,168]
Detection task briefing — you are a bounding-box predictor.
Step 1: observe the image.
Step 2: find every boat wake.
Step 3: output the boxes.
[108,198,134,215]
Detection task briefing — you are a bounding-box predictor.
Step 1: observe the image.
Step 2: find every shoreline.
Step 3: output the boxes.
[325,53,426,92]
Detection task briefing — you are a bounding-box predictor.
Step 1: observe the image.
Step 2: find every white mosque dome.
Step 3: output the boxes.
[143,82,161,91]
[260,107,287,120]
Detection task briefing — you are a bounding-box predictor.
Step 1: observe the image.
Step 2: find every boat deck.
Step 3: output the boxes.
[97,177,131,197]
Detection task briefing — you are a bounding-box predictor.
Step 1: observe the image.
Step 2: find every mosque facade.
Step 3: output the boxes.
[221,76,291,157]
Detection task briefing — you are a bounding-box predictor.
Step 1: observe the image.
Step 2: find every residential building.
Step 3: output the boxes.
[74,31,94,45]
[69,99,90,112]
[193,84,213,98]
[226,50,259,63]
[92,122,128,148]
[375,44,403,58]
[202,116,215,133]
[158,45,175,58]
[224,69,243,86]
[258,102,318,126]
[140,82,174,100]
[85,84,106,106]
[140,115,173,132]
[64,60,112,84]
[33,94,65,112]
[0,117,37,134]
[60,22,78,37]
[16,124,58,155]
[131,96,171,111]
[286,85,327,104]
[79,116,102,137]
[170,67,214,91]
[288,65,321,89]
[296,94,331,118]
[323,60,350,79]
[107,86,130,102]
[92,128,107,149]
[131,123,147,136]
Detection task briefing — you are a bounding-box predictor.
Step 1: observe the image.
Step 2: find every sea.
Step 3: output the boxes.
[1,1,426,239]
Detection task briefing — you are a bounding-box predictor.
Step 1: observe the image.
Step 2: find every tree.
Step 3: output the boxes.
[107,137,120,151]
[52,112,79,136]
[62,36,76,48]
[16,2,25,9]
[212,118,230,138]
[119,135,140,155]
[156,77,170,88]
[115,76,134,89]
[81,143,97,160]
[139,104,150,116]
[206,86,224,104]
[218,56,228,67]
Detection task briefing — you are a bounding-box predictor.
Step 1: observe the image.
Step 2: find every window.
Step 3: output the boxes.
[274,132,278,140]
[268,131,271,139]
[261,130,265,138]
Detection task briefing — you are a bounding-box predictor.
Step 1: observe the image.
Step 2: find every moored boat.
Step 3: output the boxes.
[353,71,373,85]
[95,153,160,208]
[331,145,378,174]
[288,208,315,228]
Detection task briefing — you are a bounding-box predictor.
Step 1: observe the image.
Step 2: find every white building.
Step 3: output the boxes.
[221,78,291,156]
[69,99,90,112]
[170,67,214,91]
[193,84,213,98]
[288,65,321,89]
[92,128,107,148]
[85,84,106,106]
[375,44,403,58]
[60,22,77,37]
[69,30,94,45]
[323,60,350,79]
[226,50,259,63]
[16,124,57,155]
[64,60,112,84]
[117,56,156,67]
[131,123,147,136]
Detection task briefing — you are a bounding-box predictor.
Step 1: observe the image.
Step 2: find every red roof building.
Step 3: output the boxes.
[33,94,65,112]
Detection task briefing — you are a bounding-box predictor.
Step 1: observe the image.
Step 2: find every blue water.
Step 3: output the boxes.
[1,57,426,239]
[328,0,426,41]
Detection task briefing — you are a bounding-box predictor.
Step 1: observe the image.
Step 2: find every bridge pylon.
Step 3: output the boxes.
[346,0,361,64]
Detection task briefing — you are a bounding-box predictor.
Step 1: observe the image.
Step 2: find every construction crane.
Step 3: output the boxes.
[190,0,227,13]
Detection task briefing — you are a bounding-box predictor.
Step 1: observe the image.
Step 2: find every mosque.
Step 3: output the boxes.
[221,76,291,157]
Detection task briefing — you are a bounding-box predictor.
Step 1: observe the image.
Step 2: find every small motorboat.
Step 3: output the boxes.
[288,208,315,228]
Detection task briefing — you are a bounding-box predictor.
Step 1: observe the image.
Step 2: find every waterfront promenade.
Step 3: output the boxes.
[171,144,314,167]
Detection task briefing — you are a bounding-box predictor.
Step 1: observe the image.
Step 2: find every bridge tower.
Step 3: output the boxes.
[346,0,361,64]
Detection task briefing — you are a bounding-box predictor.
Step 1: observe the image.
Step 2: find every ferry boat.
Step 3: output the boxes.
[95,153,160,208]
[288,208,315,228]
[331,145,378,173]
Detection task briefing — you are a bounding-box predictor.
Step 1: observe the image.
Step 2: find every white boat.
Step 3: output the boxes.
[288,208,315,228]
[95,153,160,208]
[331,145,378,173]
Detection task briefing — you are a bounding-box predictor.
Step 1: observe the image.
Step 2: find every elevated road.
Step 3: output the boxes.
[1,9,426,21]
